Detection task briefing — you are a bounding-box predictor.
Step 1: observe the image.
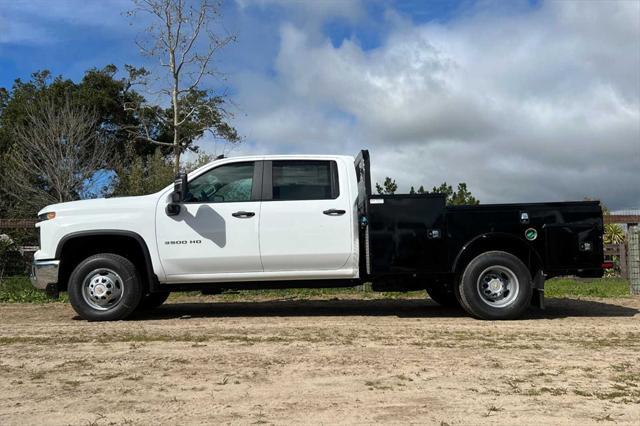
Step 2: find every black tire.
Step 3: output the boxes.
[426,286,460,308]
[68,253,143,321]
[457,251,532,320]
[137,291,170,310]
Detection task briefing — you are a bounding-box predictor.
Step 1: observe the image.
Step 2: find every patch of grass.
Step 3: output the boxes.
[545,278,630,298]
[0,276,67,303]
[2,274,630,304]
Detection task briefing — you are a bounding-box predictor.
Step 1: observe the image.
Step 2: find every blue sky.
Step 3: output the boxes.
[1,0,638,209]
[0,0,474,87]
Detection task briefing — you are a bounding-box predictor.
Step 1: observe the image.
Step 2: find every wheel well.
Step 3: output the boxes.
[453,236,543,279]
[57,234,152,292]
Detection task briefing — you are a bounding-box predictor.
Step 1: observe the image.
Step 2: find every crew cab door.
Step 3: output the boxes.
[156,161,263,280]
[259,160,354,272]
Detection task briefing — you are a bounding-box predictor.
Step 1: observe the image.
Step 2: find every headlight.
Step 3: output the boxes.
[38,212,56,221]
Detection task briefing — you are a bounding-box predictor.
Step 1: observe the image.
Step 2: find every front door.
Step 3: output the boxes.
[156,161,263,281]
[259,160,353,272]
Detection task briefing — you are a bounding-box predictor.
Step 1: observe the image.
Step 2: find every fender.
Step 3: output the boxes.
[451,232,544,273]
[55,230,158,290]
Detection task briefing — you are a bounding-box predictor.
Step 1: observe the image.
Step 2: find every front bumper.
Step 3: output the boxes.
[30,260,60,290]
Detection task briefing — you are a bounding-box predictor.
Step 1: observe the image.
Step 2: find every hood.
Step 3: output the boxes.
[38,194,159,217]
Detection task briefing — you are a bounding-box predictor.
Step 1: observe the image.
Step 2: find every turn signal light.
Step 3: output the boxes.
[38,212,56,221]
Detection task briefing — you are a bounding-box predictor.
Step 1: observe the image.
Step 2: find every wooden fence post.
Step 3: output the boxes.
[628,225,640,296]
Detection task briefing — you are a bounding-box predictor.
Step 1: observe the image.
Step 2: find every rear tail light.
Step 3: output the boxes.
[601,261,614,269]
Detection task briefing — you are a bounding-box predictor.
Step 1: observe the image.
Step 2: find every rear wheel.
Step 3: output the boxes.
[426,285,460,307]
[68,254,142,321]
[137,291,170,310]
[457,251,532,320]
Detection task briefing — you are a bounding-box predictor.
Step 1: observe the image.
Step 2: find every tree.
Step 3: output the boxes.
[0,66,153,216]
[126,0,241,174]
[431,182,479,205]
[112,148,175,196]
[376,177,398,195]
[112,148,215,196]
[2,97,111,213]
[0,67,147,157]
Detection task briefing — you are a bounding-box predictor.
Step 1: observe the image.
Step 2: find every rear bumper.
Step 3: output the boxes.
[30,260,60,290]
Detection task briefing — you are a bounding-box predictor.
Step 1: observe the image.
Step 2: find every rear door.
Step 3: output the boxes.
[259,159,353,272]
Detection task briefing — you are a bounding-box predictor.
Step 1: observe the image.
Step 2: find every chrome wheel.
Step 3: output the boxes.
[81,269,124,311]
[476,265,520,308]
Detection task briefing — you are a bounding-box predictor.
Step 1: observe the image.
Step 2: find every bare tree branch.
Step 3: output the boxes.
[127,0,239,174]
[1,98,111,212]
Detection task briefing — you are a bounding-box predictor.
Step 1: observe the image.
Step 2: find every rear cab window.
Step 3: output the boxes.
[271,160,339,201]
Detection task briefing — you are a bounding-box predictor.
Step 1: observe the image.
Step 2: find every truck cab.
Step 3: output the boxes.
[31,150,605,321]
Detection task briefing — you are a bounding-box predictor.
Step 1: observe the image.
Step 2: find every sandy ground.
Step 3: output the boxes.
[0,296,639,425]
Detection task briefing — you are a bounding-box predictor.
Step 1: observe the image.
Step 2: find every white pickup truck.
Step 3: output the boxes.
[31,150,605,321]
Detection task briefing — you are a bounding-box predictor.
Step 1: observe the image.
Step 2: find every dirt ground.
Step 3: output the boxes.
[1,296,639,425]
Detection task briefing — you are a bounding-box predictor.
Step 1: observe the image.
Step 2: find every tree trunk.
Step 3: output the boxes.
[170,44,180,175]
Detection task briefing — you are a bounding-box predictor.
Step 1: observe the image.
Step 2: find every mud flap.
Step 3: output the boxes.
[45,283,60,300]
[530,270,545,309]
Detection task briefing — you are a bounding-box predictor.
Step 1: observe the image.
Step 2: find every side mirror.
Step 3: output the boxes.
[166,173,188,217]
[172,172,188,202]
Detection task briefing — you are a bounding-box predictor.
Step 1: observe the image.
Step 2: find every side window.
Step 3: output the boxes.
[272,160,339,201]
[185,162,255,203]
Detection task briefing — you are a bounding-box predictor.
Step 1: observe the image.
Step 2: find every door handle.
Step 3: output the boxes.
[232,211,255,218]
[323,209,346,216]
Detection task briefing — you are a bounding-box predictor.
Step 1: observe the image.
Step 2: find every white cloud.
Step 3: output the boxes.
[230,0,640,209]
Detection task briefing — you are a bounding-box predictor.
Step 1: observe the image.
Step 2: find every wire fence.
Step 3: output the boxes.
[628,226,640,295]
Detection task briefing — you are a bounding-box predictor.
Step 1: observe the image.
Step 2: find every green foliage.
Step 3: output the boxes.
[545,278,629,298]
[375,177,398,195]
[112,149,218,197]
[0,235,18,277]
[0,276,66,303]
[0,66,147,156]
[378,177,478,204]
[431,182,480,205]
[0,66,152,216]
[183,153,218,173]
[0,276,628,304]
[604,224,625,245]
[112,148,175,196]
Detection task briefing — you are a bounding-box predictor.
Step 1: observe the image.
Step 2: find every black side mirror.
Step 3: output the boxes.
[167,173,188,216]
[172,172,188,202]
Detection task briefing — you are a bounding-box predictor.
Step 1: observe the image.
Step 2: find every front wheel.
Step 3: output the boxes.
[68,254,143,321]
[457,251,532,320]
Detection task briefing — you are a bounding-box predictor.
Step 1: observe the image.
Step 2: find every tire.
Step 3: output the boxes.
[426,285,460,308]
[137,291,170,310]
[457,251,532,320]
[68,253,143,321]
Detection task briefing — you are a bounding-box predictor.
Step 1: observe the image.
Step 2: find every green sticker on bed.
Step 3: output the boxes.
[525,228,538,241]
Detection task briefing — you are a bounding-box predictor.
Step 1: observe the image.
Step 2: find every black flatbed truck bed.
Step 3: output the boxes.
[355,150,605,318]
